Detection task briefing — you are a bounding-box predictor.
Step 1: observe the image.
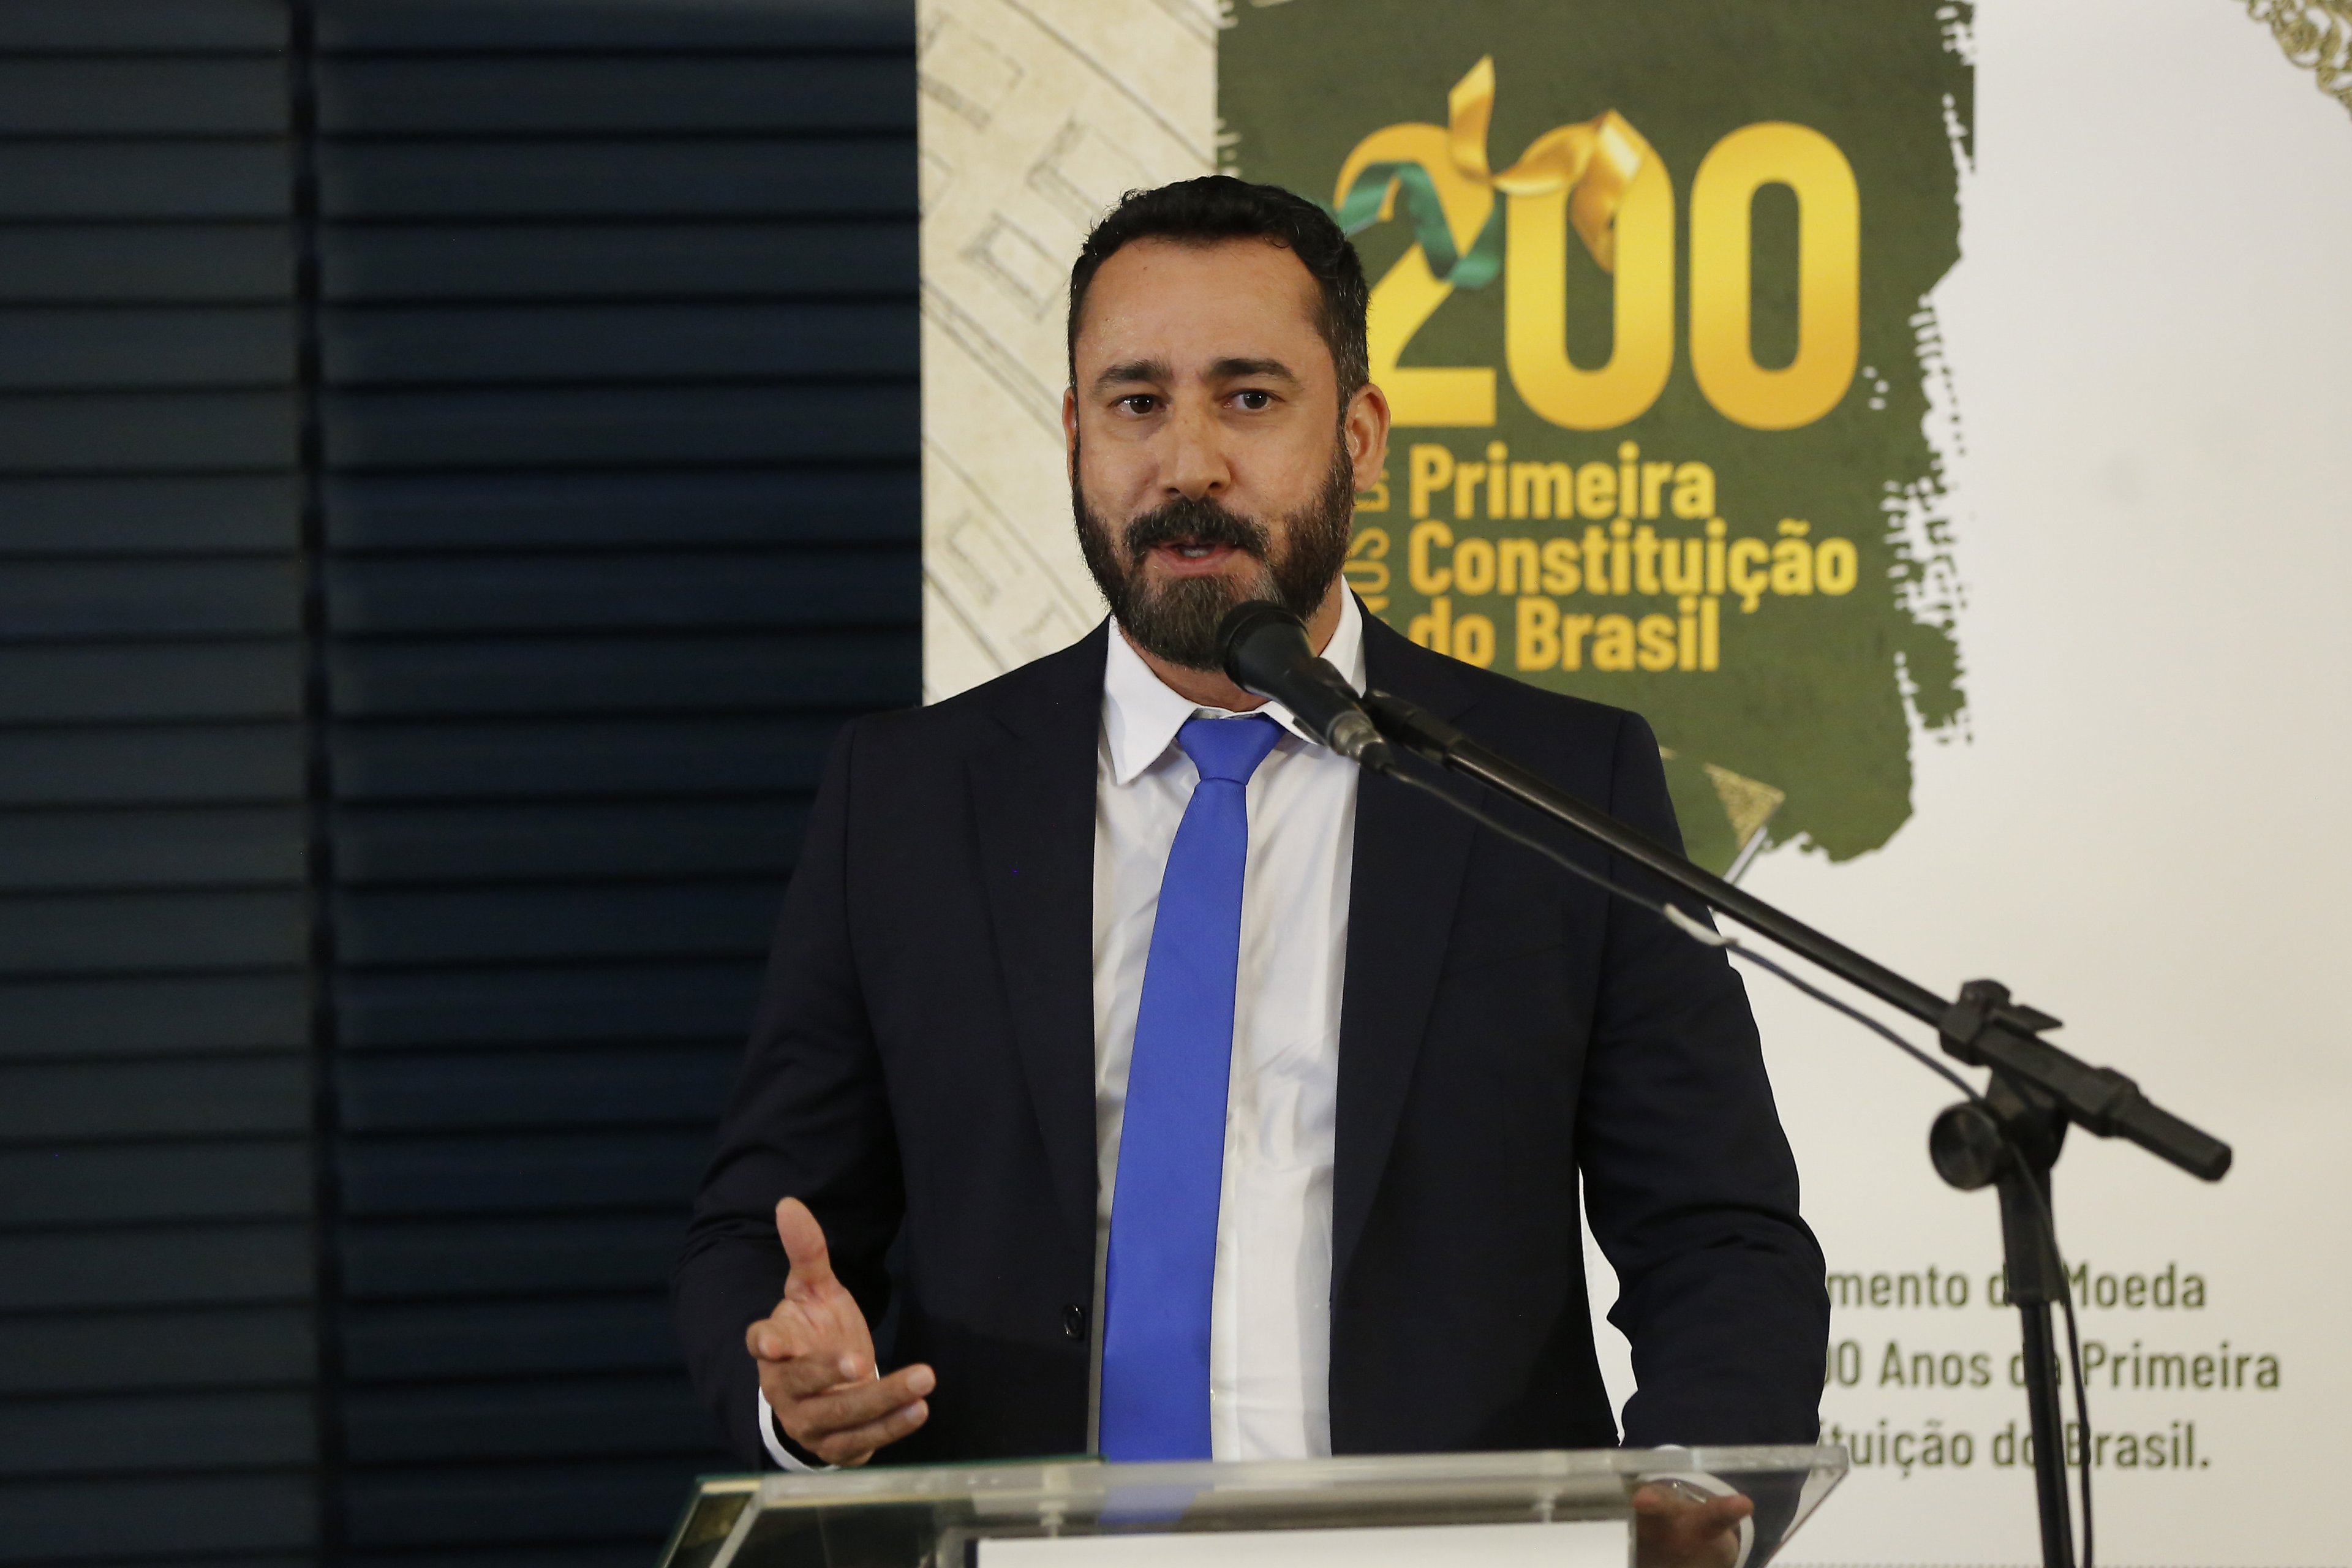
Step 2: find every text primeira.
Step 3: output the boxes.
[1385,440,1856,672]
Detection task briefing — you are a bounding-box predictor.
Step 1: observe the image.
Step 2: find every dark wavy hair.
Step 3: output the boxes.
[1066,175,1371,398]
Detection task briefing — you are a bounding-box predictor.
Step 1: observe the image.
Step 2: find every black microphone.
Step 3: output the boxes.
[1216,601,1395,773]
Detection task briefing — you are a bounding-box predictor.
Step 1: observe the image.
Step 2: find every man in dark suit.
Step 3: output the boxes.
[676,178,1826,1525]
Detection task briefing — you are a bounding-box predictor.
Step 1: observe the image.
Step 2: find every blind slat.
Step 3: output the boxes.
[0,390,296,472]
[0,805,304,889]
[343,1377,712,1463]
[320,139,913,220]
[0,1141,311,1224]
[0,1306,314,1396]
[324,468,918,551]
[319,57,913,134]
[0,1474,314,1562]
[320,2,909,53]
[329,715,839,801]
[343,1296,673,1382]
[341,1215,679,1299]
[339,1046,736,1130]
[339,1130,710,1216]
[0,1224,314,1312]
[0,556,302,638]
[322,221,914,302]
[0,1057,309,1140]
[0,140,290,219]
[0,226,293,305]
[0,1391,315,1477]
[0,974,307,1061]
[0,304,294,390]
[334,799,804,883]
[0,644,302,723]
[322,383,914,469]
[328,551,914,633]
[0,59,288,136]
[336,962,761,1051]
[333,883,782,967]
[323,301,913,385]
[330,634,914,718]
[0,475,296,554]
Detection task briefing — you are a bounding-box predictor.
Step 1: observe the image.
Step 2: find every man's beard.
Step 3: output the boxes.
[1073,442,1357,672]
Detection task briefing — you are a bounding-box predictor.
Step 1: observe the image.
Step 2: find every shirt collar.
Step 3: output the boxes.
[1102,592,1368,787]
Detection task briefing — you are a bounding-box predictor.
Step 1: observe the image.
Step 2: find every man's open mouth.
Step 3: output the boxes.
[1145,537,1250,573]
[1120,502,1270,577]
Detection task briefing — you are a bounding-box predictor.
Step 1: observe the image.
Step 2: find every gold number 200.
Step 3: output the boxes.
[1360,122,1860,434]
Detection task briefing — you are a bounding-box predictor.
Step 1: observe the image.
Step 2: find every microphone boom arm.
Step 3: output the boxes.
[1360,690,2228,1180]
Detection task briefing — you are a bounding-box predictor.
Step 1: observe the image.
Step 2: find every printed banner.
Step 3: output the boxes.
[919,2,2352,1562]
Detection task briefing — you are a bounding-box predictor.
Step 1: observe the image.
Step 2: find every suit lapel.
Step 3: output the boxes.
[1331,615,1485,1294]
[968,624,1110,1259]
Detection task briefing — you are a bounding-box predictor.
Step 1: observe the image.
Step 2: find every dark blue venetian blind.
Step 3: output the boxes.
[0,1,919,1565]
[0,3,318,1566]
[311,2,918,1564]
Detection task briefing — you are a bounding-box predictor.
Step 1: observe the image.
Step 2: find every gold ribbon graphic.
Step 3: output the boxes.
[1332,55,1657,281]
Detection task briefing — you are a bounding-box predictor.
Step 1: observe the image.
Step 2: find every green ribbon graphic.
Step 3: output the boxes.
[1330,160,1506,290]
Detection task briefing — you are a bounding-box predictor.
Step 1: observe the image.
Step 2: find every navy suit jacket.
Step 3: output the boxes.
[676,611,1827,1467]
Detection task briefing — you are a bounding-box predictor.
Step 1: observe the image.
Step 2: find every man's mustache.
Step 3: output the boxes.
[1120,499,1272,564]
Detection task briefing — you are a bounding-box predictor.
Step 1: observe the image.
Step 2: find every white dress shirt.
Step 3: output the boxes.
[761,595,1364,1471]
[1088,593,1364,1460]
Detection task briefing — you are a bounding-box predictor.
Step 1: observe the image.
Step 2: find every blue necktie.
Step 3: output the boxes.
[1100,714,1284,1461]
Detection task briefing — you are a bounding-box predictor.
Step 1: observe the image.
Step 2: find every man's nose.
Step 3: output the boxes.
[1162,401,1231,501]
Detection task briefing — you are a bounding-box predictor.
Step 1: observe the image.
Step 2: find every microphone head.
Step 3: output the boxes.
[1216,600,1311,696]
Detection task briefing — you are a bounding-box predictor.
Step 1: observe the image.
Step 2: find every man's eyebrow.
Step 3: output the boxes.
[1210,356,1301,385]
[1092,358,1172,392]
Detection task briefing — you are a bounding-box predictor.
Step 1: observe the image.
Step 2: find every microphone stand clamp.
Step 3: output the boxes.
[1930,979,2078,1568]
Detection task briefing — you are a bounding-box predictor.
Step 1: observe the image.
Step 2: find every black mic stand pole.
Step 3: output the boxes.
[1360,691,2231,1568]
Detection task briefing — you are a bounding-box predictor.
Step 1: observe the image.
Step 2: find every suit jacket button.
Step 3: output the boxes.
[1061,1303,1088,1341]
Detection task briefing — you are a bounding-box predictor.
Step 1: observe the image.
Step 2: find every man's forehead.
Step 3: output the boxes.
[1075,237,1324,372]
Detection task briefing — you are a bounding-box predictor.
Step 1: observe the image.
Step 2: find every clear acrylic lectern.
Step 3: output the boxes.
[655,1446,1846,1568]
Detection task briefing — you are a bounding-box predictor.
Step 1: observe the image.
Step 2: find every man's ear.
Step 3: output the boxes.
[1062,387,1080,485]
[1344,381,1392,493]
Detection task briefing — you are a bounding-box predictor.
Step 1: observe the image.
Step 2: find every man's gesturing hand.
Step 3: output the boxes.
[1632,1482,1753,1568]
[745,1197,933,1468]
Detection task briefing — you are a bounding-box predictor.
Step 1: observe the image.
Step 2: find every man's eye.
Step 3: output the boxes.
[1117,394,1159,415]
[1234,390,1274,411]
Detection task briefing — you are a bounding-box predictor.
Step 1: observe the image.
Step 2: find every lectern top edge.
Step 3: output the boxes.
[732,1442,1841,1508]
[657,1445,1849,1568]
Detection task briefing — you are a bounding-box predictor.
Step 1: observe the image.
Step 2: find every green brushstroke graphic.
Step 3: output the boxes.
[1221,0,1970,871]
